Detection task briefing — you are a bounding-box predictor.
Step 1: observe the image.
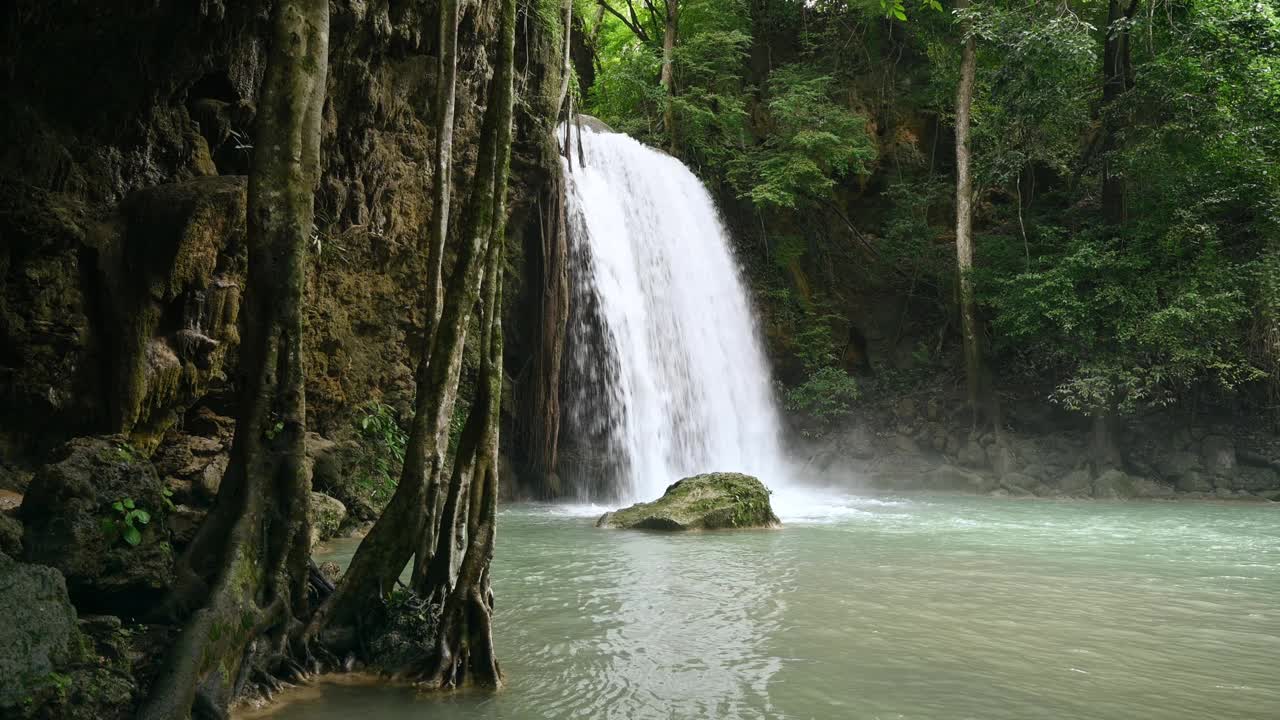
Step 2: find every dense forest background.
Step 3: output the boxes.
[573,0,1279,452]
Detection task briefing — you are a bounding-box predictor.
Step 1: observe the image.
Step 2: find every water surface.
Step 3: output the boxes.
[256,494,1280,719]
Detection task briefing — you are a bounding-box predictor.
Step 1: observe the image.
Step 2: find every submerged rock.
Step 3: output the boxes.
[596,472,780,530]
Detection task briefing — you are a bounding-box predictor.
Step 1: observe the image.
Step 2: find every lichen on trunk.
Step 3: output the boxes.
[306,0,518,690]
[135,0,330,718]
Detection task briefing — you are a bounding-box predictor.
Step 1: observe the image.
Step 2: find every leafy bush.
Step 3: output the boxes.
[785,366,860,436]
[100,498,151,546]
[352,401,408,507]
[730,65,875,209]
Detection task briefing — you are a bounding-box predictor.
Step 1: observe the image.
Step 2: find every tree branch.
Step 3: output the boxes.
[597,0,649,42]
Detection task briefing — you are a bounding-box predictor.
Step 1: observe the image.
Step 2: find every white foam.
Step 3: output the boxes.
[564,127,791,502]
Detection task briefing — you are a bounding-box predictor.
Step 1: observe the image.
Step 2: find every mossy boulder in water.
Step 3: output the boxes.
[596,472,780,530]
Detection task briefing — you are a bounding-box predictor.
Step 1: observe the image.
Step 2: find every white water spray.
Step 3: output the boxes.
[563,126,790,502]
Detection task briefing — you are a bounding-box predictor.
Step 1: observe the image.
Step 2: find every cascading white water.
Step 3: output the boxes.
[563,126,789,502]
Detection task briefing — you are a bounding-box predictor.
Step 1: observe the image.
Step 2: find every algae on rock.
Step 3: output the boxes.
[596,472,781,530]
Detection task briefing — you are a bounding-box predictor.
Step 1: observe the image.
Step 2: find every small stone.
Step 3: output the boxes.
[319,561,343,584]
[166,504,207,547]
[1059,469,1093,496]
[1174,470,1213,493]
[894,434,920,454]
[1000,472,1038,493]
[894,398,918,421]
[0,489,22,512]
[843,425,876,459]
[1092,469,1135,499]
[958,439,987,468]
[1201,435,1237,476]
[309,492,348,546]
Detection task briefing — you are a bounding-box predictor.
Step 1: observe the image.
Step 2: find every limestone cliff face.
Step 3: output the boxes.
[0,1,562,470]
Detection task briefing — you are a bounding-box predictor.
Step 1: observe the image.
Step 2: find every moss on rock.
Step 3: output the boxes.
[596,472,781,530]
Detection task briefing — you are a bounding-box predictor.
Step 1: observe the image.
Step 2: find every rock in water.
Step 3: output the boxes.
[596,472,780,530]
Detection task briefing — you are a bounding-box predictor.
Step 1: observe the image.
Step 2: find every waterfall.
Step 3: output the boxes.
[562,126,789,502]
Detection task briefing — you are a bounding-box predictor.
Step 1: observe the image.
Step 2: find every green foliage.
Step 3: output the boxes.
[352,401,408,506]
[592,39,665,136]
[100,497,151,547]
[879,0,940,22]
[962,6,1097,189]
[590,0,751,175]
[983,224,1262,414]
[264,419,285,441]
[784,366,860,433]
[730,65,876,208]
[589,0,1280,425]
[100,441,139,465]
[767,288,861,434]
[669,27,752,172]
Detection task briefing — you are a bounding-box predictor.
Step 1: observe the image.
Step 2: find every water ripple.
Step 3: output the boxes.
[260,495,1280,720]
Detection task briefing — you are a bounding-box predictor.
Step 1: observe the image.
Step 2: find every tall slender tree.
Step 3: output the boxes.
[660,0,679,151]
[1100,0,1140,226]
[137,0,329,717]
[412,0,463,596]
[306,0,519,673]
[954,0,982,423]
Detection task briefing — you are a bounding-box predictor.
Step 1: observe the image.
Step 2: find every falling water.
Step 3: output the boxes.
[562,125,789,502]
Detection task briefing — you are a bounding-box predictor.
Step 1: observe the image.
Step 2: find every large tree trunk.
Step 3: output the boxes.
[1101,0,1140,225]
[415,0,518,688]
[308,0,517,649]
[660,0,678,152]
[137,1,328,717]
[954,0,982,423]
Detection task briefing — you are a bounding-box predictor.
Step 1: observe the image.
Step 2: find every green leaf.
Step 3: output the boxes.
[134,509,151,525]
[123,525,142,546]
[112,501,124,512]
[894,7,908,21]
[123,498,135,510]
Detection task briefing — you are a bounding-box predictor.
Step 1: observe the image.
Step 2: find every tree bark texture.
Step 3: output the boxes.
[660,0,678,152]
[556,0,574,119]
[425,0,461,338]
[415,0,517,688]
[954,1,982,422]
[137,1,328,717]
